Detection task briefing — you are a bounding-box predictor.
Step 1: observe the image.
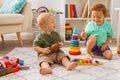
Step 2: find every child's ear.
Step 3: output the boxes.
[44,25,48,29]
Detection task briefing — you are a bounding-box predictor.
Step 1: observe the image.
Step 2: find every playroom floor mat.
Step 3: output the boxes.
[0,47,120,80]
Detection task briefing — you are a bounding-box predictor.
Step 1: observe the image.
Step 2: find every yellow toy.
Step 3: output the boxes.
[73,58,103,66]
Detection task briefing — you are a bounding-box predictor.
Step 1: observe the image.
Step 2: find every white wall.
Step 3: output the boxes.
[111,0,120,39]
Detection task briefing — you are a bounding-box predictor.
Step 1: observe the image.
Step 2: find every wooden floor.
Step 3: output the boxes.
[0,39,33,56]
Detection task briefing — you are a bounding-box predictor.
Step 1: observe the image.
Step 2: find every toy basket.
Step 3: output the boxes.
[32,9,60,38]
[0,66,12,77]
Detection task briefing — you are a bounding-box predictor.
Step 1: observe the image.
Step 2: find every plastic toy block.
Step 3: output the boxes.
[11,62,18,67]
[11,58,19,63]
[73,58,103,66]
[19,60,24,65]
[1,58,11,67]
[12,67,20,73]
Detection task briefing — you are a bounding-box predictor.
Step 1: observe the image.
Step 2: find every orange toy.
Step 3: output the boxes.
[73,58,103,66]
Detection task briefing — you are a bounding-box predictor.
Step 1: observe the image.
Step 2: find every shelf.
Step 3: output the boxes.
[65,18,111,21]
[64,0,112,43]
[88,18,111,20]
[65,18,88,20]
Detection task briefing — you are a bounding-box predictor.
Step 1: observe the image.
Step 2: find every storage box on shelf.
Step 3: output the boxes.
[64,0,112,43]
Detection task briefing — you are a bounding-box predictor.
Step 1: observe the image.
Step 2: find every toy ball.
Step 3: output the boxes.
[50,43,60,52]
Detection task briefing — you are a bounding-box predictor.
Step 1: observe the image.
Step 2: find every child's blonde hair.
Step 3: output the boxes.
[90,3,107,17]
[37,13,53,30]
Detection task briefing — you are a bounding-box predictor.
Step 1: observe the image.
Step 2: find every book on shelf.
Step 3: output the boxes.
[72,4,78,18]
[65,4,78,18]
[65,4,68,18]
[81,3,88,18]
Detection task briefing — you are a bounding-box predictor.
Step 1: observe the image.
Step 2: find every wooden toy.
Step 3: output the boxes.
[50,43,60,52]
[73,58,103,66]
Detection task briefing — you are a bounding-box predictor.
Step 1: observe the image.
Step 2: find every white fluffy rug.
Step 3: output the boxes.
[1,47,120,80]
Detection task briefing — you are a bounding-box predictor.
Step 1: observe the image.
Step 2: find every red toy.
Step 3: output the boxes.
[0,56,30,77]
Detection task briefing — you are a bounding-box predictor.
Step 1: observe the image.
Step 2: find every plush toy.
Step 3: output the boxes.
[50,43,60,52]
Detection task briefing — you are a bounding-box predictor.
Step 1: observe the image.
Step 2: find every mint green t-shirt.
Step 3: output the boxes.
[85,20,114,46]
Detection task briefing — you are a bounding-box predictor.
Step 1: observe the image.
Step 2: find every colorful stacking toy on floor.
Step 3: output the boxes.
[69,27,81,55]
[73,58,103,66]
[0,56,30,77]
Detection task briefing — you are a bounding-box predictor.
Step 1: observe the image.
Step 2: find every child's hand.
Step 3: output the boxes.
[58,42,63,48]
[101,43,107,51]
[42,47,51,54]
[80,31,87,40]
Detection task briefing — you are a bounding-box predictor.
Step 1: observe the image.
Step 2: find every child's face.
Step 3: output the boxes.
[91,11,105,26]
[46,16,55,32]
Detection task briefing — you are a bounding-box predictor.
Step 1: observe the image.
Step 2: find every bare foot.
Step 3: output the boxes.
[39,68,52,75]
[86,53,93,60]
[66,62,78,71]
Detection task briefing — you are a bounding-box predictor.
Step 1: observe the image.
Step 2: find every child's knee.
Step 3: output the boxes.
[103,51,113,60]
[87,36,96,44]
